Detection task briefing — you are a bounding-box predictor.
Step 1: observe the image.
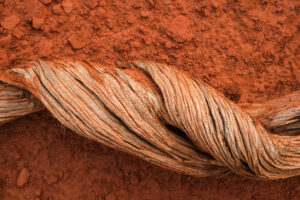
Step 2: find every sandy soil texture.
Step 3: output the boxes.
[0,0,299,199]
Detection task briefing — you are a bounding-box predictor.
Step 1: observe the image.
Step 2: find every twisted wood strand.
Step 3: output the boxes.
[0,60,299,179]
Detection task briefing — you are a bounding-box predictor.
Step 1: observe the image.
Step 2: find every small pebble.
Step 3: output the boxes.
[85,0,98,9]
[68,34,87,50]
[52,4,63,14]
[0,15,20,30]
[35,188,42,196]
[32,17,44,30]
[12,28,24,39]
[46,175,58,185]
[17,168,30,187]
[166,15,192,42]
[62,0,73,14]
[0,34,12,48]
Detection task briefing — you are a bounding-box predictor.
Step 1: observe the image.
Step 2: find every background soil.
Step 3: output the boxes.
[0,0,300,199]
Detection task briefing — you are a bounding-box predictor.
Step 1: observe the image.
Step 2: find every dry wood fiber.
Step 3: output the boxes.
[0,60,299,179]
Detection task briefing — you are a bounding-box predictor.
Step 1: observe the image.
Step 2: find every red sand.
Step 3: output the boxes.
[0,0,299,199]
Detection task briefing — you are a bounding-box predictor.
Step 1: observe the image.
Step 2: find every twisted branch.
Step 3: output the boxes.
[0,60,299,179]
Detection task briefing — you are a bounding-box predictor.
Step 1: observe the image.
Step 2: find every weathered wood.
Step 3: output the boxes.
[0,82,43,126]
[242,91,300,136]
[0,60,299,179]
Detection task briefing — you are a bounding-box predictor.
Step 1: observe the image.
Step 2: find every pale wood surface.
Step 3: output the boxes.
[0,60,299,179]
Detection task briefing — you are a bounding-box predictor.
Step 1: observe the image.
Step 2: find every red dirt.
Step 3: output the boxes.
[0,0,299,199]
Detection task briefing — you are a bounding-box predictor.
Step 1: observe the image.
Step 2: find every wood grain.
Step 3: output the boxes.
[0,60,299,179]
